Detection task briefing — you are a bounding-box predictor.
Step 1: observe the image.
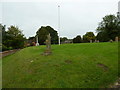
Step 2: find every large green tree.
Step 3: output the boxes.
[0,24,8,51]
[4,26,26,49]
[96,14,120,41]
[96,32,109,42]
[36,26,58,45]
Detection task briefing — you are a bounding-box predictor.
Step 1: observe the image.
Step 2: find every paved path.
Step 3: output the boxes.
[0,49,20,58]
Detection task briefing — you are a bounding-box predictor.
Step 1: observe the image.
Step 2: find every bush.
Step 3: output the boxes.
[0,46,2,52]
[2,44,8,51]
[8,47,13,50]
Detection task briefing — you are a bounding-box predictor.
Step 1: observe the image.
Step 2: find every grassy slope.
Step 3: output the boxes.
[2,42,118,88]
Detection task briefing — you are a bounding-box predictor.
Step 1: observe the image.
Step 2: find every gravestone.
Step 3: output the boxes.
[115,36,119,42]
[110,39,113,43]
[94,40,97,43]
[97,40,99,43]
[90,40,92,43]
[43,33,52,55]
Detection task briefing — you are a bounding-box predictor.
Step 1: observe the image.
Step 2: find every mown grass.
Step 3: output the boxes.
[2,42,118,88]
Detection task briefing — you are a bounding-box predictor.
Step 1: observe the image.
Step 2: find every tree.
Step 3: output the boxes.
[27,36,36,46]
[73,35,82,43]
[96,14,120,41]
[82,32,95,43]
[83,35,88,43]
[96,32,109,42]
[0,24,4,51]
[36,26,58,45]
[4,26,26,49]
[0,24,6,43]
[60,37,68,43]
[0,24,9,51]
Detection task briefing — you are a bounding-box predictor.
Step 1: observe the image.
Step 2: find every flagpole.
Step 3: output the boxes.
[58,5,60,45]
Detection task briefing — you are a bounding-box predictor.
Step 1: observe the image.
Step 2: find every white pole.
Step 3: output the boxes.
[36,35,39,46]
[118,1,120,21]
[58,5,60,45]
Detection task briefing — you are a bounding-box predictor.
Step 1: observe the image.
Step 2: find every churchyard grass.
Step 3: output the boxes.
[2,42,118,88]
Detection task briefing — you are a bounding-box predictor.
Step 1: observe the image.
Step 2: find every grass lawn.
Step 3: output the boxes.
[2,42,118,88]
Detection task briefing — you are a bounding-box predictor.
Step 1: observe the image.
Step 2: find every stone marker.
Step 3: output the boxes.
[115,36,119,42]
[110,39,113,43]
[90,40,92,43]
[94,40,97,43]
[97,40,99,43]
[43,33,52,55]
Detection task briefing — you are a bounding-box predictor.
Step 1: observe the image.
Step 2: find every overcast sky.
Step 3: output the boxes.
[1,0,120,39]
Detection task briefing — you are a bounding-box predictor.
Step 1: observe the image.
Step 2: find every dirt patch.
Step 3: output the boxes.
[53,64,60,67]
[97,63,109,71]
[41,49,52,56]
[28,69,33,74]
[65,60,72,64]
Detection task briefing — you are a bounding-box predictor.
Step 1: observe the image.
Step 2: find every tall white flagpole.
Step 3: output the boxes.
[58,5,60,45]
[118,1,120,21]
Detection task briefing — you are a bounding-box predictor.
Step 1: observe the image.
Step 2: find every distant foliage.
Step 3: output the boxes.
[73,35,82,43]
[60,37,68,43]
[36,26,58,45]
[83,32,95,43]
[27,37,36,46]
[96,15,120,42]
[96,32,109,42]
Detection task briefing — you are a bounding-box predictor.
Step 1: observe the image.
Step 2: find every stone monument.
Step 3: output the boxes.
[90,40,92,43]
[115,36,119,42]
[94,40,97,43]
[97,40,99,43]
[43,33,52,55]
[110,39,113,43]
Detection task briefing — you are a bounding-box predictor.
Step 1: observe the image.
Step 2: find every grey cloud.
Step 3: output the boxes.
[2,1,118,38]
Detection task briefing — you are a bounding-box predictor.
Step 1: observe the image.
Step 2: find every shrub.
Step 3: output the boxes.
[2,44,8,51]
[8,47,13,50]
